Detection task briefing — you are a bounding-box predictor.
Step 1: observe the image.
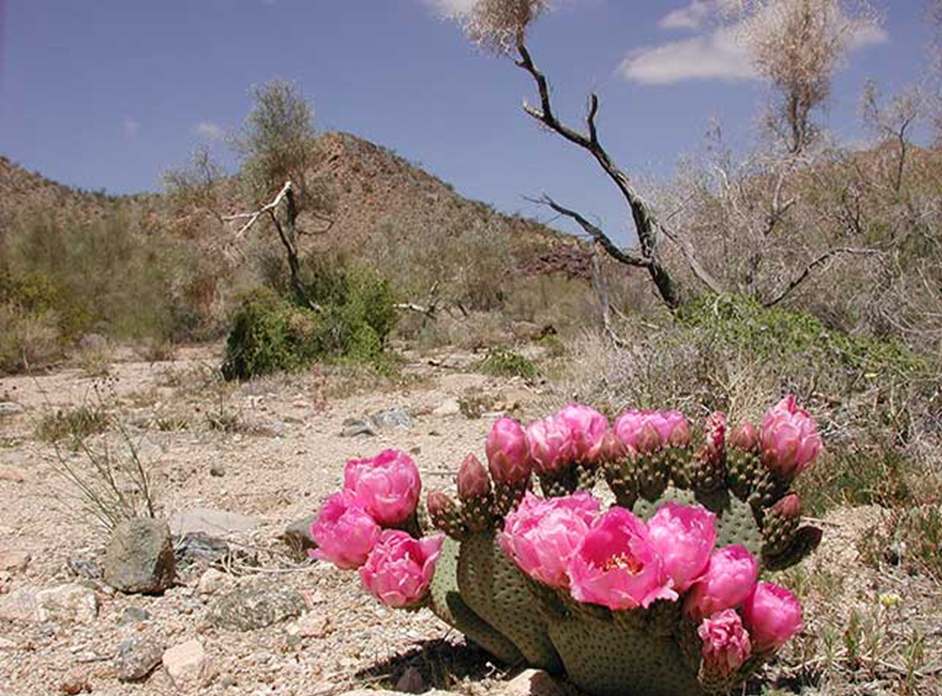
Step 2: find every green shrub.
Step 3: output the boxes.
[221,288,319,381]
[475,348,540,380]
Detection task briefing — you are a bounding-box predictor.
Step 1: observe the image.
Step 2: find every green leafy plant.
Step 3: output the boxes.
[475,348,540,380]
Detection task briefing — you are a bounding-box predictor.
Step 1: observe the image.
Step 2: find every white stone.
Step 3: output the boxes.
[168,508,260,536]
[163,639,211,689]
[0,550,30,573]
[35,583,98,624]
[0,586,38,621]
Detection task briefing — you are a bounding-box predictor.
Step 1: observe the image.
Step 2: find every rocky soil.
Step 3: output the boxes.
[0,345,939,696]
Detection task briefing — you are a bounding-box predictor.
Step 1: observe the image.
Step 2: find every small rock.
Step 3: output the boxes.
[0,401,24,416]
[197,568,232,596]
[0,550,30,573]
[431,398,461,417]
[282,515,318,560]
[69,558,103,580]
[36,583,98,624]
[340,419,376,438]
[169,508,260,536]
[0,585,39,621]
[209,462,226,477]
[396,666,425,694]
[208,579,305,631]
[103,518,176,594]
[0,466,26,483]
[115,635,165,682]
[289,612,332,638]
[59,675,93,695]
[504,669,571,696]
[174,532,232,568]
[370,407,413,430]
[118,606,152,625]
[163,639,211,689]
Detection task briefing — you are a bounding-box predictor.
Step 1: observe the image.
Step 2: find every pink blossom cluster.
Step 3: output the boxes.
[500,495,803,672]
[309,449,443,608]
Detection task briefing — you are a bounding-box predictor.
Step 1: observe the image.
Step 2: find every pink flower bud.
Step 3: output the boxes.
[771,493,801,521]
[601,430,627,462]
[742,582,803,653]
[500,492,600,590]
[760,396,821,479]
[359,530,444,608]
[647,503,717,593]
[698,609,752,678]
[486,417,531,485]
[526,417,575,475]
[729,422,759,452]
[637,423,662,455]
[668,418,692,448]
[701,412,726,465]
[311,491,381,570]
[344,449,422,526]
[457,453,491,501]
[567,507,678,610]
[426,491,455,518]
[684,545,759,621]
[555,404,609,464]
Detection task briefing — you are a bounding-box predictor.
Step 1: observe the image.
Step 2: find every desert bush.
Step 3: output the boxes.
[221,287,320,381]
[36,404,110,443]
[475,348,540,380]
[860,504,942,582]
[0,300,63,373]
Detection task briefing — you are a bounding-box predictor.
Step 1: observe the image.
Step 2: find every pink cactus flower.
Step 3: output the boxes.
[760,396,821,479]
[684,545,759,621]
[647,503,717,593]
[729,422,759,452]
[698,609,752,678]
[555,404,609,464]
[614,410,690,453]
[742,582,804,653]
[344,449,422,526]
[359,530,444,608]
[311,491,382,570]
[526,417,575,475]
[500,492,600,590]
[486,417,531,485]
[567,507,678,610]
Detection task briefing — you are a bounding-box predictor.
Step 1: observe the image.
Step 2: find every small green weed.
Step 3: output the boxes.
[475,348,540,380]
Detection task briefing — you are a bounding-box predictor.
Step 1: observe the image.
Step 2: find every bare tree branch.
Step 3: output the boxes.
[223,180,294,240]
[764,247,881,307]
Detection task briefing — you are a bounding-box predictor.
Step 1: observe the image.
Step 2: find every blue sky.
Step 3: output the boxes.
[0,1,934,240]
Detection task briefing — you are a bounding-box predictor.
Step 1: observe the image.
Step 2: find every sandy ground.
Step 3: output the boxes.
[0,346,940,696]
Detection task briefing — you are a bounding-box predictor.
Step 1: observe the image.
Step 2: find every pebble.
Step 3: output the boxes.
[0,549,31,573]
[0,466,26,483]
[163,638,212,689]
[118,606,152,625]
[114,635,165,682]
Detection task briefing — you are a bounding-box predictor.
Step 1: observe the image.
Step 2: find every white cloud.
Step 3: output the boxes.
[193,121,226,141]
[123,117,141,139]
[622,1,888,86]
[423,0,477,18]
[620,26,754,85]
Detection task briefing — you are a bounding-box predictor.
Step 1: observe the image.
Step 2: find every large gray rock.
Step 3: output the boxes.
[104,518,175,594]
[169,508,260,536]
[281,514,318,560]
[208,579,306,631]
[114,635,165,682]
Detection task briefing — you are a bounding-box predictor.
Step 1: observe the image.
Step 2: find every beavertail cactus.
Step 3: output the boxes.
[312,397,823,696]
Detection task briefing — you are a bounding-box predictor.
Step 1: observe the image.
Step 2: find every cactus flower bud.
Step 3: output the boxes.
[311,491,381,570]
[426,491,455,519]
[555,404,609,464]
[684,545,759,621]
[771,493,801,521]
[742,582,803,653]
[668,418,692,448]
[486,417,531,485]
[760,396,821,480]
[636,423,662,455]
[601,430,627,462]
[457,453,491,501]
[701,412,726,465]
[359,530,444,608]
[526,417,574,475]
[698,609,752,678]
[344,449,422,526]
[729,422,759,452]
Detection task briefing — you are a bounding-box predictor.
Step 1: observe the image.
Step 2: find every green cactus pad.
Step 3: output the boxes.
[457,533,563,672]
[427,537,523,664]
[631,486,763,557]
[547,612,704,696]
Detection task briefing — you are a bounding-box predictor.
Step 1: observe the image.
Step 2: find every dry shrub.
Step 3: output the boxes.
[0,301,62,373]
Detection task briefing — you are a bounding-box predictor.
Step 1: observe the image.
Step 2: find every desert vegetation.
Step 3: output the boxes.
[1,1,942,695]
